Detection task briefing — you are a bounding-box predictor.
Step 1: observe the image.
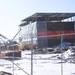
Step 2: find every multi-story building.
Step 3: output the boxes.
[19,13,75,49]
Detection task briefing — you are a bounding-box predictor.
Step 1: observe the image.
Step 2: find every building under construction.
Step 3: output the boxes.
[19,13,75,49]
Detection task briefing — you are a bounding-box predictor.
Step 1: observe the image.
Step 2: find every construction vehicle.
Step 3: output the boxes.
[0,34,21,59]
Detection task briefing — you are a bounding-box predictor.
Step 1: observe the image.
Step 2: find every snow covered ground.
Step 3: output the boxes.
[0,50,75,75]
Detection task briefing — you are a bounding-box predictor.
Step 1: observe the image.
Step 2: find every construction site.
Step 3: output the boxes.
[0,13,75,75]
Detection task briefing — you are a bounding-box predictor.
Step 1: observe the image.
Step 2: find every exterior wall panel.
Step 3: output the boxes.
[47,22,74,31]
[37,21,48,48]
[37,21,75,48]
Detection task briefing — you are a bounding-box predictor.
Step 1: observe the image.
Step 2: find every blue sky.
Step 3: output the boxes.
[0,0,75,39]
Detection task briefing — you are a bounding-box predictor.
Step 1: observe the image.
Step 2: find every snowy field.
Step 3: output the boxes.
[0,50,75,75]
